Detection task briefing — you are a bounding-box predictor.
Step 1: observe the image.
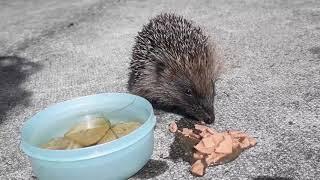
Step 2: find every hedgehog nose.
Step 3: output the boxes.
[203,113,215,124]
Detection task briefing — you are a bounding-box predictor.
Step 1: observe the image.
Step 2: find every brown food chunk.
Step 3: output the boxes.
[191,159,207,176]
[195,124,216,135]
[169,122,178,133]
[211,133,224,145]
[194,137,216,154]
[194,124,208,131]
[248,137,257,146]
[193,152,205,160]
[215,134,233,154]
[168,121,257,177]
[205,152,226,165]
[181,128,193,136]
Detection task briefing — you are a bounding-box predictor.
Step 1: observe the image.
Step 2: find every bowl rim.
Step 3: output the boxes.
[20,93,156,162]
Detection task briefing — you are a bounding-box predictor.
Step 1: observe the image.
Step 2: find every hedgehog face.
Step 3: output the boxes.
[172,75,216,124]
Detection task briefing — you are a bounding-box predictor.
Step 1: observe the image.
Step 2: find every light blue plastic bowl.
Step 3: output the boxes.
[20,93,156,180]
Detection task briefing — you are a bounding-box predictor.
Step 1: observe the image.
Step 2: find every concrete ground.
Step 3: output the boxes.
[0,0,319,179]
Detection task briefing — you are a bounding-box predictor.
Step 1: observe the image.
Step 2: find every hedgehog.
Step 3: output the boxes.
[127,13,223,124]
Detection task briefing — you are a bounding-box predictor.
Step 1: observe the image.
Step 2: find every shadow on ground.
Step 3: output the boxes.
[309,46,320,59]
[132,159,169,179]
[168,117,197,163]
[252,176,293,180]
[0,55,42,122]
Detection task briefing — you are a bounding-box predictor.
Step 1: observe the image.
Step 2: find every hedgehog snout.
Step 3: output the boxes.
[197,97,215,124]
[202,109,215,124]
[191,103,215,124]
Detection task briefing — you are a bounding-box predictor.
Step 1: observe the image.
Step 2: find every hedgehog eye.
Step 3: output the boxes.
[185,89,192,96]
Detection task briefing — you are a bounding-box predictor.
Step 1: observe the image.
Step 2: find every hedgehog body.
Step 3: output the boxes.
[127,13,222,124]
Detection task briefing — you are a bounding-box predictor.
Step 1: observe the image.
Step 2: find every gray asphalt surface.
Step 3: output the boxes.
[0,0,319,179]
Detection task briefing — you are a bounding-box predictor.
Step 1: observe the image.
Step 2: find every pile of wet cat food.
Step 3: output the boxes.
[41,116,141,150]
[169,122,257,176]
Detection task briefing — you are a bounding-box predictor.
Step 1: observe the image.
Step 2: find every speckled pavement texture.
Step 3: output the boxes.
[0,0,319,179]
